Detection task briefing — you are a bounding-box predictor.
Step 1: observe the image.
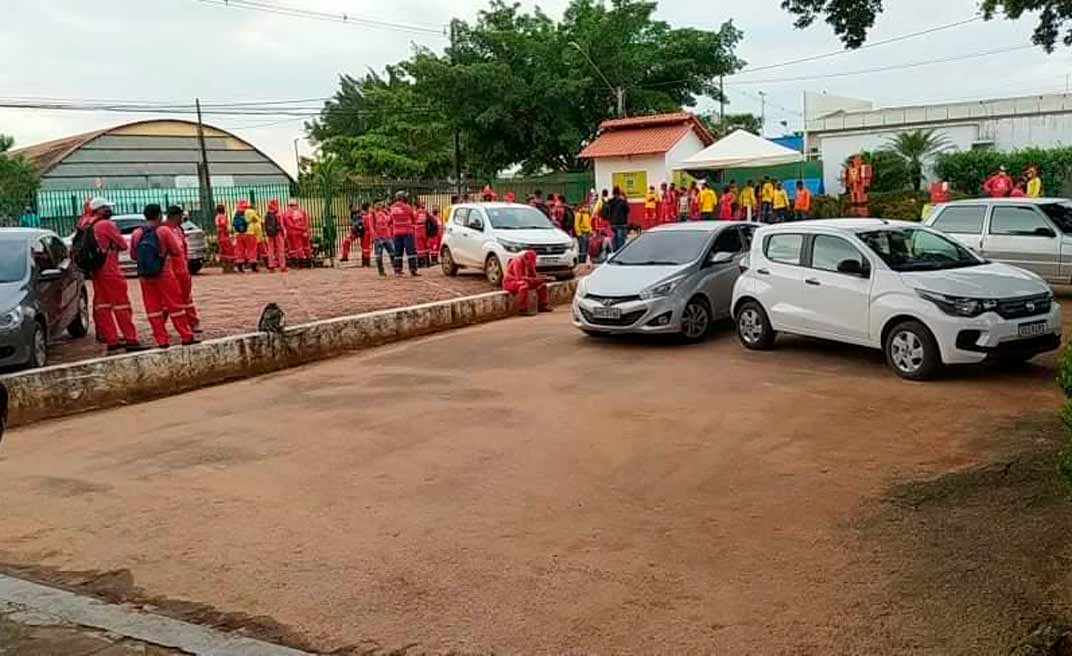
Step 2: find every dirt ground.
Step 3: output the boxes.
[49,263,495,365]
[2,313,1071,654]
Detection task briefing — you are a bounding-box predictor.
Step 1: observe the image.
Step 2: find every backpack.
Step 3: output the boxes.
[351,213,366,237]
[264,211,281,238]
[72,221,107,275]
[425,215,439,238]
[135,225,167,278]
[232,210,248,234]
[562,206,576,236]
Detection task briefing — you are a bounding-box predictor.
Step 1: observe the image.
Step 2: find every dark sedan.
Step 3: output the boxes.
[0,229,89,369]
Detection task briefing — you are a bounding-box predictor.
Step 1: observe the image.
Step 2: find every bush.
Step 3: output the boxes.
[1057,345,1072,492]
[808,191,927,221]
[934,146,1072,195]
[811,194,843,219]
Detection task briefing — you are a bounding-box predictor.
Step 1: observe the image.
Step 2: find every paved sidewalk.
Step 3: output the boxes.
[0,610,186,655]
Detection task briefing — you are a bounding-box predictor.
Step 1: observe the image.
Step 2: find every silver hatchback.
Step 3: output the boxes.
[573,222,755,341]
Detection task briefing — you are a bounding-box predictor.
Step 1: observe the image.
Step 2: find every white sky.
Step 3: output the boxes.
[3,0,1070,177]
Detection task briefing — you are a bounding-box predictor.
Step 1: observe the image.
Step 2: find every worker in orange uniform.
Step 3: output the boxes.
[232,199,259,272]
[503,250,551,314]
[263,199,288,273]
[163,206,201,332]
[644,186,658,226]
[282,199,312,267]
[213,204,235,272]
[793,181,812,221]
[414,200,430,268]
[75,197,147,354]
[130,204,196,348]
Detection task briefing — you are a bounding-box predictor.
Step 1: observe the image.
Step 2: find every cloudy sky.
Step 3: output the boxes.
[3,0,1070,176]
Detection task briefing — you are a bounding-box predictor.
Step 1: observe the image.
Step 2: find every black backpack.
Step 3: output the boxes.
[72,221,107,275]
[264,210,281,238]
[425,215,439,237]
[351,212,366,237]
[135,225,167,278]
[562,206,576,236]
[232,210,248,234]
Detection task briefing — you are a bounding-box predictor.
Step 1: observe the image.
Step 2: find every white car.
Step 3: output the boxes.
[731,219,1062,380]
[440,202,577,285]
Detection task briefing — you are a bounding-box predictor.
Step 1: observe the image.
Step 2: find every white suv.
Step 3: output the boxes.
[731,219,1062,380]
[440,202,577,285]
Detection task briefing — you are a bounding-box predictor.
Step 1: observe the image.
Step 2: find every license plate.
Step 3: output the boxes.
[1018,320,1049,338]
[537,255,557,265]
[592,306,621,320]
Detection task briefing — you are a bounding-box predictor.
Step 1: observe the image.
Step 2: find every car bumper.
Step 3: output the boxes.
[0,322,34,367]
[571,295,681,334]
[505,250,576,273]
[931,301,1062,364]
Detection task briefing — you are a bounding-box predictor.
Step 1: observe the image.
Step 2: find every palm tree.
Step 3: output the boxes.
[883,129,951,191]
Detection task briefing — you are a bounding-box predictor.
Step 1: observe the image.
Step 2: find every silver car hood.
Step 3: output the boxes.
[494,228,570,245]
[900,262,1050,298]
[584,263,691,296]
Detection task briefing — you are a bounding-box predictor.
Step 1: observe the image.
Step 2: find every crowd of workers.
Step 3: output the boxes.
[213,198,314,273]
[981,165,1044,198]
[339,192,443,276]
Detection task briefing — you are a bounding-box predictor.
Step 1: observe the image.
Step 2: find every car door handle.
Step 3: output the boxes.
[756,268,770,275]
[805,278,821,286]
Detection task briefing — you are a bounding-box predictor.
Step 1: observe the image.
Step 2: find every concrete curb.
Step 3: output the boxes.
[3,280,577,428]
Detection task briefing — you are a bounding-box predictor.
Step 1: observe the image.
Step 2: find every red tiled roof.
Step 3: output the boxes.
[577,112,714,159]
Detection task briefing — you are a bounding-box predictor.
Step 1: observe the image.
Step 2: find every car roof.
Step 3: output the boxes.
[938,197,1067,206]
[650,221,748,233]
[758,218,921,233]
[458,202,535,210]
[0,228,56,241]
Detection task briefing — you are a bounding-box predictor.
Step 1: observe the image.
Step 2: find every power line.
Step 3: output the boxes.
[0,101,445,120]
[189,0,446,36]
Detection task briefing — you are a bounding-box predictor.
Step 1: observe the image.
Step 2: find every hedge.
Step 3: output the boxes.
[809,191,931,221]
[934,146,1072,196]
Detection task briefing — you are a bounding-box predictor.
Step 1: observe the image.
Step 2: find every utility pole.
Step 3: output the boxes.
[801,91,809,161]
[292,137,301,177]
[195,98,214,223]
[758,91,767,136]
[450,20,463,195]
[719,75,725,124]
[570,41,625,117]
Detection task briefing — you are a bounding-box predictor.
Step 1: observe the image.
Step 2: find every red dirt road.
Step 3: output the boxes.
[0,314,1065,654]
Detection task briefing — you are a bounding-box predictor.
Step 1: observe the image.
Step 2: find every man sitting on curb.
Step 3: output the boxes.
[503,250,552,314]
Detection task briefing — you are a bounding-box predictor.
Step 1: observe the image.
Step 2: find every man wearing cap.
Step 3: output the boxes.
[983,166,1014,198]
[131,205,197,348]
[83,198,147,354]
[163,206,201,332]
[282,199,312,267]
[389,191,420,277]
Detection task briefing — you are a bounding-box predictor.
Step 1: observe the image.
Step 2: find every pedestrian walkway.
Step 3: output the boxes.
[1,608,186,654]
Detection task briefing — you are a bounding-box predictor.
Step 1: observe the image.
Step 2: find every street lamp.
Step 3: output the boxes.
[569,41,625,117]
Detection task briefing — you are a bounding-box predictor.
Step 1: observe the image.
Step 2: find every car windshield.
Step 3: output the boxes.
[0,240,27,283]
[113,217,145,235]
[486,207,554,230]
[859,227,982,272]
[610,230,708,266]
[1039,202,1072,233]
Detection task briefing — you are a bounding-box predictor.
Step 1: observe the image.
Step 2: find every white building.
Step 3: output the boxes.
[806,92,1072,194]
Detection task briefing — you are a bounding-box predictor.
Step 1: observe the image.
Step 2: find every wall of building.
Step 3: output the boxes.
[665,131,707,171]
[593,153,667,199]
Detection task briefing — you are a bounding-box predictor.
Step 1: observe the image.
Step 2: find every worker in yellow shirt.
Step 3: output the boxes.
[698,181,718,220]
[644,186,659,226]
[1026,166,1043,197]
[772,180,790,222]
[574,203,593,265]
[739,179,757,221]
[760,176,775,223]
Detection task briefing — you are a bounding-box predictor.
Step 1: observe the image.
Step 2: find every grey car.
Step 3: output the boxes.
[925,197,1072,284]
[68,215,207,276]
[0,229,89,369]
[573,221,756,341]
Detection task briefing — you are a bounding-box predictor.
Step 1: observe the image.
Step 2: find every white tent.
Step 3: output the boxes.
[681,129,803,169]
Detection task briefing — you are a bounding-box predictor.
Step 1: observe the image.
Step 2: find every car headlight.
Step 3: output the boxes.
[0,306,24,331]
[640,277,685,300]
[916,290,998,317]
[575,276,588,296]
[499,239,524,253]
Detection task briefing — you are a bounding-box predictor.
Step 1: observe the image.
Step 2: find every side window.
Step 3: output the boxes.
[31,238,53,271]
[467,210,486,231]
[811,235,865,273]
[452,208,469,226]
[712,227,742,253]
[764,233,804,265]
[990,206,1054,236]
[47,237,69,266]
[932,206,986,234]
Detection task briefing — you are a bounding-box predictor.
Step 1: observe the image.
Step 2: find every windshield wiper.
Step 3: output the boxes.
[618,260,680,266]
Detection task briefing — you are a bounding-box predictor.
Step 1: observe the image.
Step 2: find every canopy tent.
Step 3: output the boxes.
[681,129,803,170]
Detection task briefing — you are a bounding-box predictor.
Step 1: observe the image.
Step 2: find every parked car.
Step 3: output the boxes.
[924,197,1072,284]
[0,228,90,370]
[66,215,207,276]
[440,202,577,285]
[732,219,1062,380]
[573,222,755,341]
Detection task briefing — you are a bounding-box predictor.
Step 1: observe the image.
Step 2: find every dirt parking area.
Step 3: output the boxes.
[2,312,1070,654]
[49,263,496,365]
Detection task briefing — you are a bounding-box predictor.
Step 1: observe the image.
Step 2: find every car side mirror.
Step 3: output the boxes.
[707,251,735,266]
[470,219,485,231]
[837,259,869,277]
[1034,226,1056,238]
[39,268,63,281]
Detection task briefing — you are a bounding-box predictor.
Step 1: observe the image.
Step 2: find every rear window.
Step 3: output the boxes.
[764,233,804,265]
[932,206,986,234]
[1039,202,1072,233]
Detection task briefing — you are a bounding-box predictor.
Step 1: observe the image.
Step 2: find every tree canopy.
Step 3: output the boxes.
[0,135,39,220]
[308,0,743,178]
[782,0,1072,52]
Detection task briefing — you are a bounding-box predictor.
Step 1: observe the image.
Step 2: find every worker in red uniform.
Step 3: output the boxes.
[390,192,420,276]
[130,204,196,348]
[263,199,288,272]
[282,199,312,267]
[214,204,236,273]
[983,166,1014,197]
[481,185,498,202]
[79,198,147,354]
[503,250,551,314]
[414,200,430,268]
[163,206,201,333]
[370,201,394,276]
[341,202,367,263]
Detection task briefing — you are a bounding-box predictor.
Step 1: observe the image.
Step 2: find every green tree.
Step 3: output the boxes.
[0,135,39,221]
[882,129,950,191]
[782,0,1072,52]
[702,112,764,137]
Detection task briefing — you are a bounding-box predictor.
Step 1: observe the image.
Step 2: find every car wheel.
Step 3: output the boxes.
[441,247,459,276]
[29,321,47,369]
[67,290,90,338]
[188,259,204,275]
[485,254,503,286]
[885,320,940,381]
[680,296,712,343]
[736,300,776,350]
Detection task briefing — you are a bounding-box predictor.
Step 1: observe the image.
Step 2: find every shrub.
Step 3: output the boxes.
[842,150,912,193]
[811,194,843,219]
